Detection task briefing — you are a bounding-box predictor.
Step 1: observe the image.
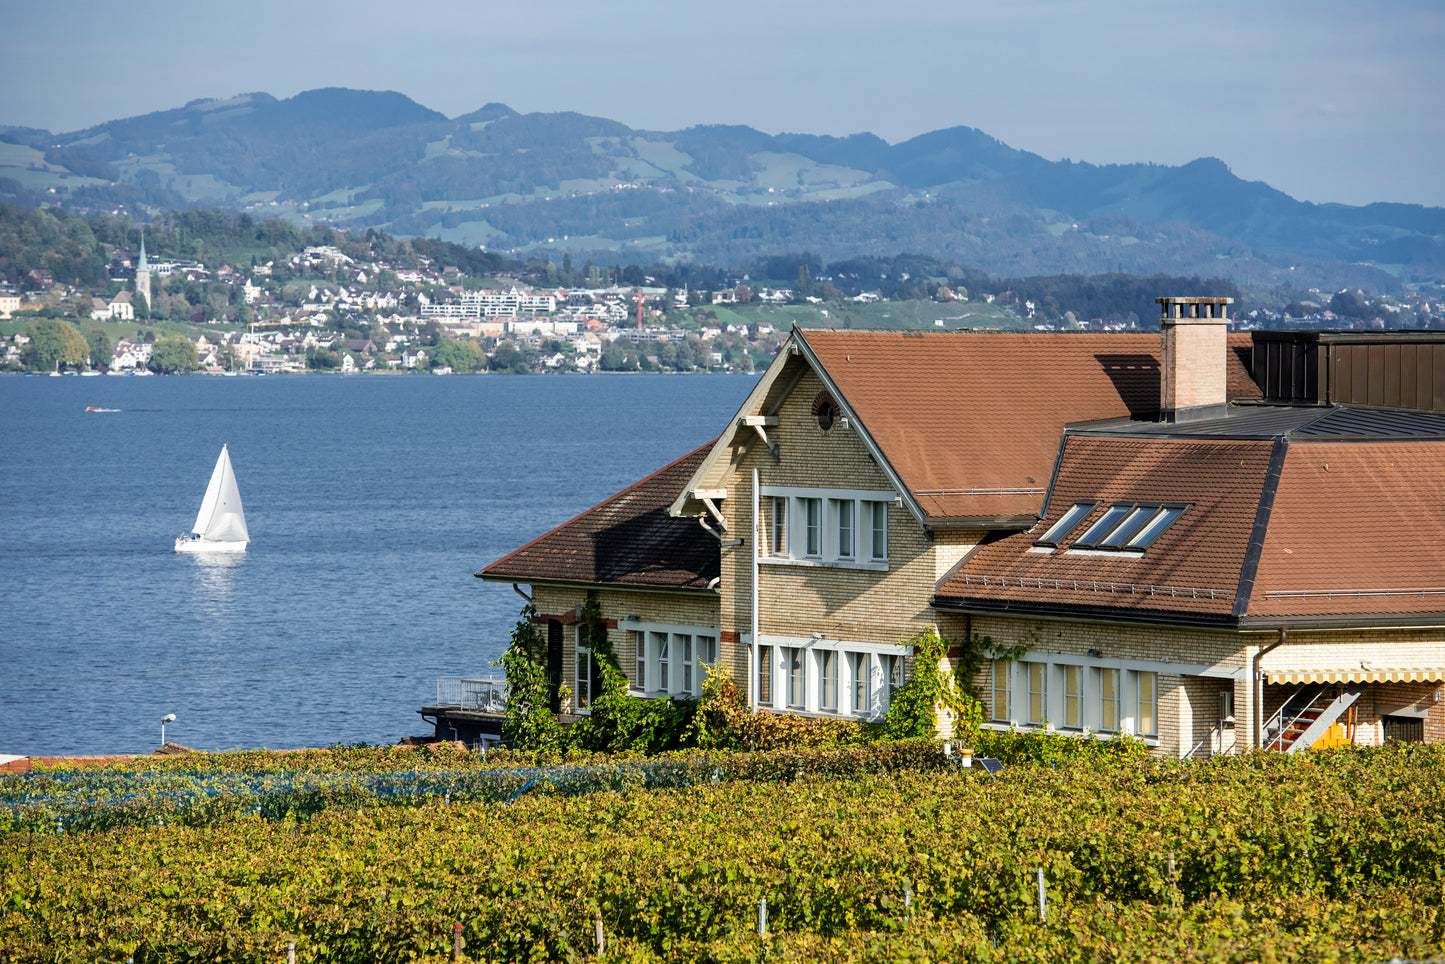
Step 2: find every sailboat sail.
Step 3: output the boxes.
[193,445,249,543]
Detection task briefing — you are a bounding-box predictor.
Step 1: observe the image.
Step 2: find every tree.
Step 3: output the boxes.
[85,328,112,370]
[68,292,95,320]
[1329,290,1370,320]
[431,338,483,373]
[488,340,533,374]
[22,319,88,372]
[796,264,815,300]
[148,336,199,374]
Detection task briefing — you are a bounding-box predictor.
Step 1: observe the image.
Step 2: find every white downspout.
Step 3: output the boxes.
[751,467,760,711]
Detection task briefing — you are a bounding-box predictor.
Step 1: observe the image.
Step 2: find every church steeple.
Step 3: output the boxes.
[135,230,152,316]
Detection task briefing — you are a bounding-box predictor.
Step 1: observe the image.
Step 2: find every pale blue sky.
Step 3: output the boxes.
[4,0,1441,206]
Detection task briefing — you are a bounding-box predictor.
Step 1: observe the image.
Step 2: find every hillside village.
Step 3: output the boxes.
[4,226,1443,375]
[2,242,785,374]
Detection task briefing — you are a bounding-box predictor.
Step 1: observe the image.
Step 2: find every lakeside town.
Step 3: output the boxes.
[5,232,1442,376]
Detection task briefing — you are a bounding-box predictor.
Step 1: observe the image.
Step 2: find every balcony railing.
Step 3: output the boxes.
[434,677,507,714]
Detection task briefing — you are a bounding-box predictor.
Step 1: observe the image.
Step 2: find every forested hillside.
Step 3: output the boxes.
[3,88,1441,290]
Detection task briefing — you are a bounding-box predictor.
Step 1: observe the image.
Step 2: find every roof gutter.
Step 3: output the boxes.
[475,575,720,596]
[930,596,1240,630]
[790,330,928,528]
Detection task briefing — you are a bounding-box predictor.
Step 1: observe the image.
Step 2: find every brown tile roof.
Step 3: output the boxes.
[480,442,720,590]
[799,330,1258,523]
[934,436,1275,620]
[1246,440,1445,620]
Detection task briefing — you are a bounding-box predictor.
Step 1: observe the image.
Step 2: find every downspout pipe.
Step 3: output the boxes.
[751,467,760,711]
[1254,627,1288,749]
[512,583,532,603]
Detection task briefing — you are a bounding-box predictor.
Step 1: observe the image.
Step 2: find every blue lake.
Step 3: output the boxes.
[0,372,756,756]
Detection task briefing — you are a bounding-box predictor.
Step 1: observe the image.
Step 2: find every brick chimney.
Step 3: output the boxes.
[1158,296,1233,422]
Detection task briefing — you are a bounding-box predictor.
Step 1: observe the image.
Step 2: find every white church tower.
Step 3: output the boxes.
[135,232,152,316]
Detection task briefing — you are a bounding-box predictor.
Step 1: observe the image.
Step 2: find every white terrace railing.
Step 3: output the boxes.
[434,677,507,714]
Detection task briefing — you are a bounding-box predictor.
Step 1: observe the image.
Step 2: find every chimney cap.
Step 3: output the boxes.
[1157,296,1232,323]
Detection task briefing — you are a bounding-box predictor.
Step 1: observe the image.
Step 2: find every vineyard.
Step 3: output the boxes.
[3,741,1444,962]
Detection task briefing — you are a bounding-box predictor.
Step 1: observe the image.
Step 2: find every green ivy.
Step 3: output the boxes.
[879,627,977,741]
[496,603,565,752]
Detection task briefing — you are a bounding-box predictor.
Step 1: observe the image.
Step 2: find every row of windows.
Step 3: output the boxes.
[1036,501,1187,552]
[757,644,903,717]
[572,628,718,713]
[766,493,889,565]
[633,630,717,698]
[992,660,1157,737]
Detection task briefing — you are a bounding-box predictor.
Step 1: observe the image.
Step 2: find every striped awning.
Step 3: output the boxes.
[1266,668,1445,685]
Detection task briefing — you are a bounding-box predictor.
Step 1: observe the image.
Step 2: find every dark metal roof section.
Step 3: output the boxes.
[1070,403,1445,441]
[1252,329,1445,411]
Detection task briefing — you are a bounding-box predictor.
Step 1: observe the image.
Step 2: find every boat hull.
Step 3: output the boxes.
[175,538,248,554]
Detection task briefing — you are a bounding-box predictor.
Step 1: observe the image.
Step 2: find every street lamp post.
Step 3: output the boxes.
[161,713,176,747]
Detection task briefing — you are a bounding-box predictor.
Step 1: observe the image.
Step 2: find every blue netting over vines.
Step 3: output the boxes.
[0,758,731,832]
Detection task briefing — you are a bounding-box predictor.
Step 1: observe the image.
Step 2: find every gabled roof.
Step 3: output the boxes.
[479,442,720,591]
[672,328,1258,528]
[799,329,1258,525]
[935,428,1445,627]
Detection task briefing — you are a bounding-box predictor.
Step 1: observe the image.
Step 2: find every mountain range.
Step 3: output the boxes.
[3,87,1441,290]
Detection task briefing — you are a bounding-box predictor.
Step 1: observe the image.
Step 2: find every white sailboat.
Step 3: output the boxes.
[176,444,250,553]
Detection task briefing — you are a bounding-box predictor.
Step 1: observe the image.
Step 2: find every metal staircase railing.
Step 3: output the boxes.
[1286,689,1360,754]
[1262,684,1360,752]
[1262,684,1328,752]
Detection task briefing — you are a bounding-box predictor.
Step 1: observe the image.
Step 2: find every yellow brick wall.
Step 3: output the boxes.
[961,612,1246,757]
[717,369,973,648]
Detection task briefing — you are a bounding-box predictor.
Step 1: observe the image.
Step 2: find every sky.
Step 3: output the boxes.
[3,0,1441,207]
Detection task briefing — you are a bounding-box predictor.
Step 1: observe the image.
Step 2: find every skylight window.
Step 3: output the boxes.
[1071,502,1188,552]
[1035,501,1096,546]
[1098,505,1158,547]
[1073,505,1135,548]
[1125,505,1186,549]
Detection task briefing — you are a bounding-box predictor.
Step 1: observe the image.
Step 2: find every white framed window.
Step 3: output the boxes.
[882,653,904,707]
[819,649,838,711]
[681,635,694,694]
[803,498,822,558]
[992,660,1012,722]
[758,644,773,706]
[574,628,599,713]
[760,486,894,571]
[786,647,806,708]
[633,634,646,692]
[848,652,869,714]
[1026,662,1048,726]
[771,497,787,557]
[834,499,855,560]
[1098,668,1120,732]
[696,635,717,696]
[869,501,888,561]
[655,632,670,695]
[1062,665,1082,729]
[1137,671,1158,737]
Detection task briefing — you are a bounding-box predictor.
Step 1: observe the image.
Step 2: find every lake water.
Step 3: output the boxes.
[0,371,757,756]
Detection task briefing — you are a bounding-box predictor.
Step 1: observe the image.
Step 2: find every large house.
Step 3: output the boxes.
[475,298,1445,756]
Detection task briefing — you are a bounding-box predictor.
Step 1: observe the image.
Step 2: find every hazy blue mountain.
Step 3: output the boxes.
[4,88,1440,288]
